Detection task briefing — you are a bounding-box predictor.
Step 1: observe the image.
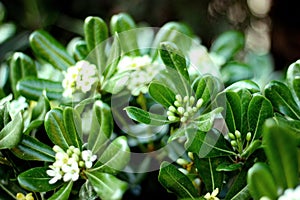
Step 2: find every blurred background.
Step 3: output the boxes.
[0,0,300,70]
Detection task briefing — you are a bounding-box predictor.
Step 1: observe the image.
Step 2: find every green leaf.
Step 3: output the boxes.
[29,30,75,71]
[263,119,299,189]
[158,161,199,199]
[226,80,260,94]
[73,40,88,61]
[240,140,262,158]
[63,107,82,149]
[24,120,43,135]
[186,129,235,158]
[230,186,251,200]
[0,112,23,149]
[148,81,176,108]
[10,52,37,97]
[210,30,245,61]
[192,74,221,106]
[84,16,108,72]
[248,94,273,141]
[48,182,73,200]
[264,80,300,120]
[221,62,254,85]
[193,156,224,192]
[85,171,128,200]
[110,13,139,56]
[88,101,113,153]
[247,162,277,200]
[79,180,98,200]
[92,136,130,174]
[125,106,170,125]
[17,77,63,101]
[151,21,193,60]
[287,60,300,102]
[103,34,121,80]
[0,103,10,130]
[45,108,69,150]
[11,135,55,162]
[17,167,62,192]
[31,93,50,121]
[193,107,223,132]
[160,42,190,83]
[273,115,300,145]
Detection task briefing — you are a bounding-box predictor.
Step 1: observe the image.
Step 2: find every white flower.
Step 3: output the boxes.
[204,188,220,200]
[62,60,99,97]
[9,96,28,117]
[62,161,80,182]
[278,185,300,200]
[46,165,63,184]
[81,150,97,168]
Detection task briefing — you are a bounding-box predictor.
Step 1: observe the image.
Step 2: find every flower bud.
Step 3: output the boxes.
[235,130,241,139]
[177,107,185,115]
[188,152,194,160]
[175,94,182,102]
[189,96,195,105]
[168,106,177,112]
[174,101,181,107]
[167,111,174,116]
[180,116,188,123]
[231,140,237,147]
[196,98,203,108]
[176,158,189,165]
[183,95,189,103]
[246,132,252,141]
[168,116,178,121]
[228,133,235,140]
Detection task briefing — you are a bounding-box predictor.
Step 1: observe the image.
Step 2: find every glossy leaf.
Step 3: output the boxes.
[85,171,128,200]
[225,80,260,94]
[17,77,63,101]
[221,62,253,85]
[148,81,176,108]
[92,136,130,174]
[159,42,190,83]
[45,108,69,150]
[48,181,73,200]
[125,106,170,126]
[10,52,37,97]
[79,180,98,200]
[216,162,243,172]
[84,16,108,72]
[29,30,75,71]
[247,162,277,200]
[103,34,121,80]
[73,40,88,61]
[88,101,113,153]
[18,167,62,192]
[240,140,261,158]
[11,135,55,162]
[230,186,251,200]
[248,94,273,141]
[158,161,199,199]
[63,107,83,149]
[186,129,235,158]
[110,13,139,56]
[31,93,50,121]
[210,30,245,61]
[273,115,300,145]
[264,81,300,120]
[0,112,23,149]
[287,60,300,102]
[192,74,221,106]
[193,107,223,132]
[194,156,224,192]
[263,119,299,189]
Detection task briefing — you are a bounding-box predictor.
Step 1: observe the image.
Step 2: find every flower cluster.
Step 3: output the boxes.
[117,55,163,96]
[229,130,252,154]
[62,60,98,98]
[167,94,203,123]
[46,145,97,184]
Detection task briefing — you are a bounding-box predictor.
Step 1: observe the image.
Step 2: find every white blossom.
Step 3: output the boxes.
[278,185,300,200]
[62,60,99,98]
[46,165,63,184]
[62,161,80,182]
[204,188,220,200]
[81,150,97,169]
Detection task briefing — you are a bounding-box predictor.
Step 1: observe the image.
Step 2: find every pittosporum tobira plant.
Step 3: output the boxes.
[0,10,299,200]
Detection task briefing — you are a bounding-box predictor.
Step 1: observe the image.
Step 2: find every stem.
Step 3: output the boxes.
[0,183,16,199]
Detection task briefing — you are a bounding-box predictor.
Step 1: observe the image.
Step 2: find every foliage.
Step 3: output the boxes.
[0,10,299,200]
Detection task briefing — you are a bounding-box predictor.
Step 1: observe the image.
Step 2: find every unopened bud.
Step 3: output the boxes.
[196,98,203,108]
[178,168,189,175]
[189,96,195,105]
[175,94,182,102]
[168,106,177,112]
[183,96,189,103]
[177,107,185,115]
[246,132,252,141]
[53,145,64,153]
[174,101,181,107]
[176,158,189,165]
[235,130,241,139]
[228,133,235,140]
[188,152,194,160]
[168,116,178,121]
[167,111,174,116]
[180,116,188,123]
[231,140,237,147]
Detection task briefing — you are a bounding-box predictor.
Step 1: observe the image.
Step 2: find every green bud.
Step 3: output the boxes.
[235,130,241,139]
[168,106,177,112]
[79,161,85,168]
[174,101,181,107]
[168,116,178,121]
[183,111,189,117]
[246,132,252,141]
[180,116,188,123]
[176,158,189,165]
[73,148,81,155]
[53,145,64,153]
[72,153,80,161]
[188,152,194,160]
[231,140,237,147]
[67,149,73,156]
[178,168,189,175]
[167,111,174,116]
[196,98,203,108]
[228,133,236,140]
[183,96,189,103]
[177,107,185,114]
[189,96,195,105]
[175,94,182,102]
